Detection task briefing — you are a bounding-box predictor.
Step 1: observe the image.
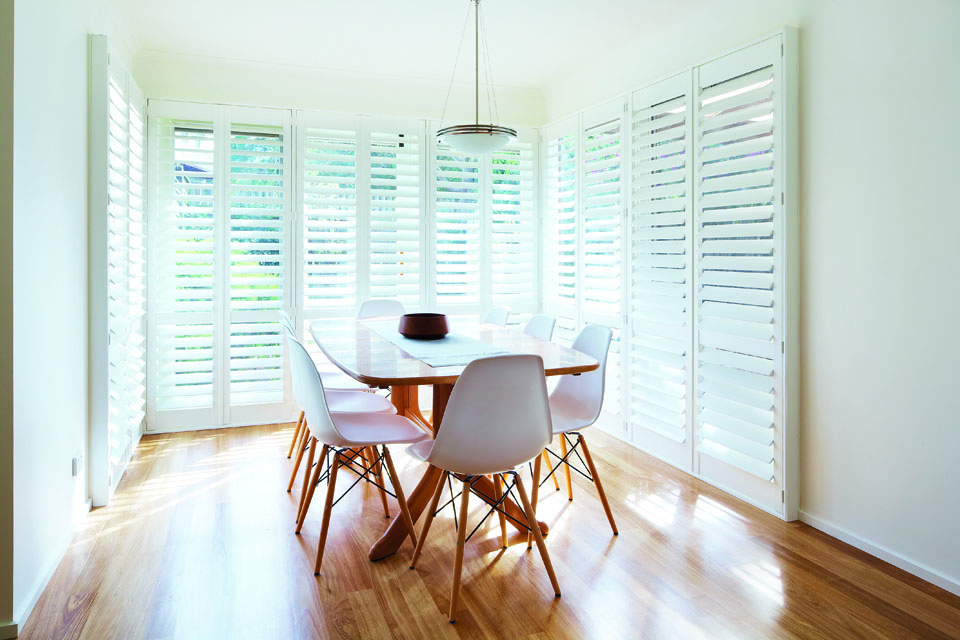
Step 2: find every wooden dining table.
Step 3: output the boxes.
[309,317,600,561]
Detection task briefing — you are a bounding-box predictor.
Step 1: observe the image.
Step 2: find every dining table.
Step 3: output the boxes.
[309,316,600,561]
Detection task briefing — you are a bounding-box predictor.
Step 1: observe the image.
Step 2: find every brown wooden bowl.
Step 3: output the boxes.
[398,313,449,340]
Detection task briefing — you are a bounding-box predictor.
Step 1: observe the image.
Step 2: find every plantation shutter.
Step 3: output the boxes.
[490,136,536,317]
[628,74,695,468]
[541,122,579,344]
[105,63,147,485]
[581,102,625,420]
[149,106,219,428]
[694,38,784,510]
[368,122,424,306]
[434,141,482,308]
[300,117,359,314]
[227,112,291,418]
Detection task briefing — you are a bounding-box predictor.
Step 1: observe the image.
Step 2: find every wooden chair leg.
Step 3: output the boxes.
[527,455,542,549]
[314,451,342,575]
[514,474,561,598]
[297,436,318,519]
[287,425,310,492]
[296,444,328,532]
[369,446,391,518]
[578,434,618,535]
[492,473,507,549]
[381,446,417,548]
[560,435,573,501]
[449,477,472,623]
[544,450,560,491]
[410,470,448,570]
[287,411,305,458]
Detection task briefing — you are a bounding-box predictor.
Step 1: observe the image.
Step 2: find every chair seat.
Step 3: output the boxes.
[407,439,433,463]
[331,412,430,446]
[406,439,520,476]
[319,369,371,392]
[326,390,395,414]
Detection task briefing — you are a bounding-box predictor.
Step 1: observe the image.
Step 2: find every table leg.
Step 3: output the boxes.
[368,382,548,561]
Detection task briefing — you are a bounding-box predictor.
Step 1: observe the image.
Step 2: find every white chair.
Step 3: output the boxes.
[358,299,405,319]
[523,314,556,341]
[535,324,618,535]
[407,355,561,623]
[482,306,510,326]
[286,335,428,574]
[280,323,396,523]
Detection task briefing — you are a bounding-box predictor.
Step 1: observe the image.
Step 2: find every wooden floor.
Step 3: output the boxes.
[19,423,960,640]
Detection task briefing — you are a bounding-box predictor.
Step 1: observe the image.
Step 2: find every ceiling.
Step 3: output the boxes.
[110,0,707,89]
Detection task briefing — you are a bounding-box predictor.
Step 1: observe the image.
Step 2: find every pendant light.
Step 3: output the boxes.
[437,0,517,154]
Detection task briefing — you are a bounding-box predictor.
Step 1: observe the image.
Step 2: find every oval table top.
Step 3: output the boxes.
[308,317,599,387]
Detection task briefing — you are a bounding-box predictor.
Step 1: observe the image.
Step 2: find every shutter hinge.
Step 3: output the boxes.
[781,192,785,205]
[781,341,785,354]
[781,43,784,56]
[781,490,785,503]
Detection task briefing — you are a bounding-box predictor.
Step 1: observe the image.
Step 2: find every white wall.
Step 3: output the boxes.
[11,0,136,625]
[543,0,960,593]
[0,1,15,635]
[134,49,546,127]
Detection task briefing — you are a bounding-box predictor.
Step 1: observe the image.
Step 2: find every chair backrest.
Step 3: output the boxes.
[286,334,344,444]
[550,324,612,425]
[277,309,296,336]
[523,314,556,341]
[427,355,552,476]
[358,299,405,319]
[482,306,510,327]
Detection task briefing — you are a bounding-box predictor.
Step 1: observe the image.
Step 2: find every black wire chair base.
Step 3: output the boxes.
[541,432,593,487]
[436,472,533,543]
[307,445,397,512]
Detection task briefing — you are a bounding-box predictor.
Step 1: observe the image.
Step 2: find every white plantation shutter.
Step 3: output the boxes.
[148,102,293,431]
[490,137,537,314]
[628,75,695,468]
[150,112,218,424]
[227,117,290,412]
[300,119,359,313]
[434,142,482,308]
[694,38,785,510]
[369,124,424,305]
[582,102,626,421]
[541,122,579,344]
[105,63,147,487]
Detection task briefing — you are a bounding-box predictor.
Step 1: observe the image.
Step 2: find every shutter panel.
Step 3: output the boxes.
[628,75,694,468]
[434,142,481,307]
[582,103,625,420]
[694,38,784,510]
[369,125,423,306]
[106,65,146,485]
[151,115,218,417]
[228,121,289,407]
[541,123,578,344]
[491,137,536,314]
[301,123,358,312]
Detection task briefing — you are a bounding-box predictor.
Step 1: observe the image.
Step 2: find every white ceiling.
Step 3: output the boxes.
[110,0,707,89]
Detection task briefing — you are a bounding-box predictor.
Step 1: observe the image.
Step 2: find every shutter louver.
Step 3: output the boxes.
[542,127,578,345]
[106,66,146,482]
[582,107,625,418]
[628,77,694,465]
[491,139,536,312]
[152,118,217,412]
[302,126,358,311]
[694,44,782,496]
[434,143,481,306]
[228,124,287,405]
[369,129,422,305]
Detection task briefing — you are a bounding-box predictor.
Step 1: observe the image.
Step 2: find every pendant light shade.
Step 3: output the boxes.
[437,0,516,155]
[437,124,517,154]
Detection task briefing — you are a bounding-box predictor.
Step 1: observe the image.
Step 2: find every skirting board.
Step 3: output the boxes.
[0,620,18,640]
[800,511,960,597]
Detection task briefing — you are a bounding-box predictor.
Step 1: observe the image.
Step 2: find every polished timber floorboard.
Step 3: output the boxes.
[20,424,960,640]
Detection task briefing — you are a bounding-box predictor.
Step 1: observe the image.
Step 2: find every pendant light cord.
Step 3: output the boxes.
[438,2,474,133]
[479,2,501,127]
